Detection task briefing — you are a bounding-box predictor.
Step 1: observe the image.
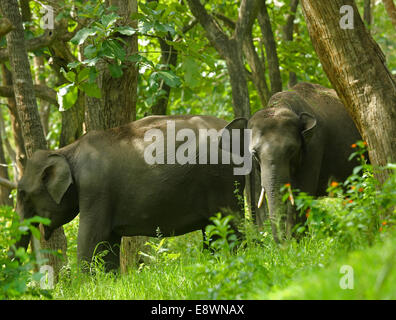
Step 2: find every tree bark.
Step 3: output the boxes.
[0,0,67,279]
[0,121,13,206]
[363,0,372,30]
[283,0,299,88]
[186,0,257,118]
[382,0,396,29]
[150,36,178,115]
[257,1,282,95]
[147,0,178,115]
[33,56,51,138]
[301,0,396,184]
[1,64,27,177]
[213,11,270,107]
[0,18,13,37]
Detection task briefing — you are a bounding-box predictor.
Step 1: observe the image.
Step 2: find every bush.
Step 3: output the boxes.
[0,206,52,299]
[290,142,396,249]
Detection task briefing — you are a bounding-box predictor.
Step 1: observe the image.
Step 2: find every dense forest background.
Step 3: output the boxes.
[0,0,395,300]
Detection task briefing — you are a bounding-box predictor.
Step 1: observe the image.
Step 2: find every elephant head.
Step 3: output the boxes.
[248,108,316,242]
[15,150,79,249]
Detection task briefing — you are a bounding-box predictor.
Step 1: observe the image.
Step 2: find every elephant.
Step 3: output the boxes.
[14,115,247,270]
[244,82,362,242]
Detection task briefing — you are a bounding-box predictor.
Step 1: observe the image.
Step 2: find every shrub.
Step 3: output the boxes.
[0,206,52,299]
[288,142,396,249]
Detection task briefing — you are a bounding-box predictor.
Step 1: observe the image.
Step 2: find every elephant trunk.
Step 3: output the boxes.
[260,164,294,243]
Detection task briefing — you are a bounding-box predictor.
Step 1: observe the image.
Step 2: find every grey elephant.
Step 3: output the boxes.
[15,115,247,270]
[242,82,362,242]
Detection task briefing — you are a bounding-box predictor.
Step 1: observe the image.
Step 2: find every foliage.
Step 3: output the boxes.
[203,213,238,255]
[284,142,395,249]
[138,228,181,266]
[0,206,52,299]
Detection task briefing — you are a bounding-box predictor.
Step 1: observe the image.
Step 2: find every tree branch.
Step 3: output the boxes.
[382,0,396,29]
[258,1,282,94]
[0,176,17,189]
[0,18,13,37]
[186,0,231,58]
[235,0,259,42]
[213,9,270,105]
[0,84,58,105]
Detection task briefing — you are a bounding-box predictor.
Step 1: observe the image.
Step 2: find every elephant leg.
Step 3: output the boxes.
[101,233,121,272]
[77,207,120,272]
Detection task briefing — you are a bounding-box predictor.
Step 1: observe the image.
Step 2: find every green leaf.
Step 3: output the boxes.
[100,12,120,28]
[77,68,90,83]
[127,54,154,68]
[116,26,137,36]
[26,216,51,225]
[107,40,126,61]
[82,57,100,67]
[80,82,102,98]
[57,83,78,111]
[156,70,181,87]
[108,63,123,78]
[60,68,76,83]
[28,225,41,240]
[67,61,81,69]
[70,28,97,45]
[183,56,200,88]
[83,44,97,59]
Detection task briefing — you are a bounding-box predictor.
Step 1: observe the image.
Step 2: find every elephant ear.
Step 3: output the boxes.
[299,112,316,144]
[42,154,72,204]
[219,118,248,154]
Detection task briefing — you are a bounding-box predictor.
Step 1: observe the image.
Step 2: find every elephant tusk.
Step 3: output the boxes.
[287,185,295,206]
[258,187,265,209]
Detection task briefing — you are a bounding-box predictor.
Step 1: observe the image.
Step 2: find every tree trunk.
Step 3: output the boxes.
[382,0,396,29]
[363,0,372,30]
[212,11,270,107]
[301,0,396,184]
[257,2,282,95]
[82,0,148,272]
[33,56,51,138]
[283,0,299,88]
[1,64,26,178]
[0,0,67,280]
[0,123,12,206]
[186,0,257,118]
[150,36,178,115]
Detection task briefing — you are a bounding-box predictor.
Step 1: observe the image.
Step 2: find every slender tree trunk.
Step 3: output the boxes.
[1,64,26,178]
[0,121,12,206]
[150,36,178,115]
[0,0,67,279]
[257,2,282,95]
[147,0,178,115]
[33,56,51,138]
[364,0,372,30]
[283,0,299,88]
[212,11,270,107]
[301,0,396,184]
[382,0,396,29]
[187,0,257,118]
[243,32,271,107]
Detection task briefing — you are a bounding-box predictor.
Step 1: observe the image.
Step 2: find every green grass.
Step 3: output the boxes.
[51,218,395,300]
[3,161,395,300]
